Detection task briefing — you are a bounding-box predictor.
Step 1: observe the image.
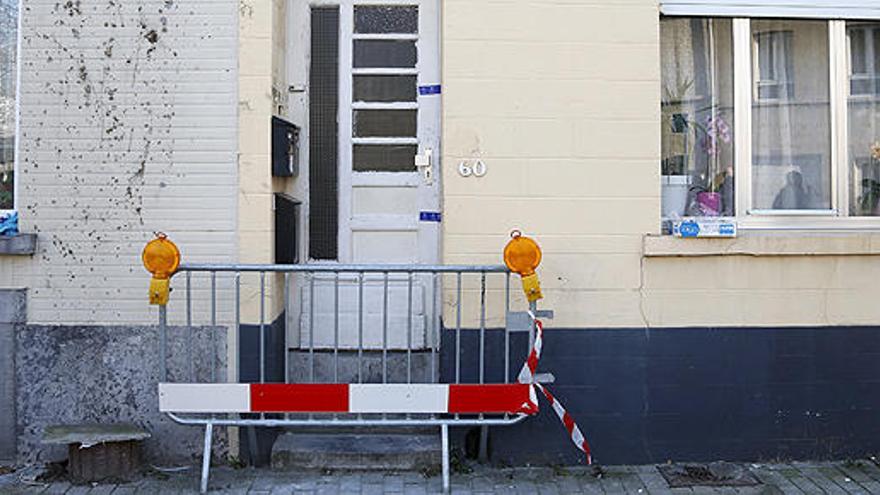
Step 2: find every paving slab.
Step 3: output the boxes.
[2,461,877,494]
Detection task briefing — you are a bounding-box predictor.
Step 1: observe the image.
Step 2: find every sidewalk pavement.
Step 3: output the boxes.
[2,459,880,494]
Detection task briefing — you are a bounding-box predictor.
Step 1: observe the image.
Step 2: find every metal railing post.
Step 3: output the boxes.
[159,305,167,382]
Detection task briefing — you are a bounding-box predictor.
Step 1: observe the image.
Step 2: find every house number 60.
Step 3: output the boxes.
[458,159,487,178]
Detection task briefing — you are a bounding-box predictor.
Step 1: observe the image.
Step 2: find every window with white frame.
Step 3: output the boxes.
[0,0,18,212]
[661,15,880,231]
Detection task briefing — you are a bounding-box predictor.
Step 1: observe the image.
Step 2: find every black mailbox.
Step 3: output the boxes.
[272,116,300,177]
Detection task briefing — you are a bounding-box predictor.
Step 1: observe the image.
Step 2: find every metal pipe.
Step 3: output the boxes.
[334,272,340,383]
[432,273,438,384]
[200,422,213,494]
[406,272,413,384]
[211,272,217,383]
[284,272,290,385]
[528,300,537,352]
[309,273,315,383]
[504,272,510,384]
[455,273,461,384]
[479,272,486,384]
[234,273,240,383]
[358,271,364,384]
[441,424,450,494]
[167,412,528,428]
[159,305,167,382]
[382,271,389,384]
[186,271,193,382]
[177,263,507,274]
[260,272,266,384]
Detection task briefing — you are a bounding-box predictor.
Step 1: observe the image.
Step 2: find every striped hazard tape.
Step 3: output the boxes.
[518,315,593,464]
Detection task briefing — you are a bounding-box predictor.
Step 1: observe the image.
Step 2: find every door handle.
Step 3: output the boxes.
[415,149,434,185]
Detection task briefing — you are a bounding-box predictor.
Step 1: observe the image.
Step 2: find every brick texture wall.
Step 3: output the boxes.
[7,0,238,324]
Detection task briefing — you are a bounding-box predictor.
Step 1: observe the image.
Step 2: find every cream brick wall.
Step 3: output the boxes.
[1,0,239,325]
[442,0,661,328]
[238,0,289,323]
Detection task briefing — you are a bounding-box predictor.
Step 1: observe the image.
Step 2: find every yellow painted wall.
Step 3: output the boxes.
[442,0,661,327]
[441,0,880,329]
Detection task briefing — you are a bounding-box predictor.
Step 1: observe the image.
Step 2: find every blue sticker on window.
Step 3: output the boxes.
[419,211,442,222]
[678,221,700,238]
[418,84,441,96]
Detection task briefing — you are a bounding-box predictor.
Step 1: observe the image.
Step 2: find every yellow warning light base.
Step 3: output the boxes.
[521,273,544,302]
[149,277,171,306]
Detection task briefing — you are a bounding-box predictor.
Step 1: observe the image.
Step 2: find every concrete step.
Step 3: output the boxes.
[270,431,441,471]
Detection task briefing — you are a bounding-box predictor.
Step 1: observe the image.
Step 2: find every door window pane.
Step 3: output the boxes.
[354,75,417,102]
[751,19,831,211]
[354,40,417,68]
[0,0,17,211]
[353,144,417,172]
[354,110,417,138]
[355,6,418,34]
[660,18,735,225]
[848,22,880,216]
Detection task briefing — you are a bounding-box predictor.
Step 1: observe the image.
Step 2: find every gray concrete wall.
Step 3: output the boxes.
[0,289,26,462]
[15,324,227,464]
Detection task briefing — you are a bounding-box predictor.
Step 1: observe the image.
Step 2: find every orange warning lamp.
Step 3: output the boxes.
[142,232,180,305]
[503,230,543,302]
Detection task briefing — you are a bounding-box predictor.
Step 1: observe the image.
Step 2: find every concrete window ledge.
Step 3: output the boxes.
[643,232,880,257]
[0,234,37,255]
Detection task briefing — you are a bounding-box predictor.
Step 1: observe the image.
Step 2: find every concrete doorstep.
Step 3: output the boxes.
[2,459,880,494]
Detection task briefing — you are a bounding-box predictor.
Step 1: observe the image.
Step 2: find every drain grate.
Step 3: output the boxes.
[658,462,762,487]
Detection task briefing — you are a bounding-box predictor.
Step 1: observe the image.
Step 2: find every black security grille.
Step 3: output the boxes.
[309,7,339,260]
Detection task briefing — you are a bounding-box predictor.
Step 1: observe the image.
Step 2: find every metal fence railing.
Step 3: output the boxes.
[156,262,547,492]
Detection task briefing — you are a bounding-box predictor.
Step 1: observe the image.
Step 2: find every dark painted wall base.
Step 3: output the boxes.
[441,326,880,466]
[238,313,286,466]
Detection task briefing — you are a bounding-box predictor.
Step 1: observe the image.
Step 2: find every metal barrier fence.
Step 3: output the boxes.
[157,263,546,492]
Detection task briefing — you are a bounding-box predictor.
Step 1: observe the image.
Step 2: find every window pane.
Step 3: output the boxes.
[0,0,17,211]
[354,6,418,34]
[851,27,867,74]
[353,144,417,172]
[354,110,417,138]
[354,40,416,68]
[354,75,417,102]
[848,22,880,216]
[751,20,831,211]
[660,18,735,227]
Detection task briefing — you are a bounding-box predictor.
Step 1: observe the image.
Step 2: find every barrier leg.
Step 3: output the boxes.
[441,424,450,493]
[201,422,213,493]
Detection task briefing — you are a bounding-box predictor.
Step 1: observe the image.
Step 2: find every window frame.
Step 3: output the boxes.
[698,17,880,231]
[0,0,21,216]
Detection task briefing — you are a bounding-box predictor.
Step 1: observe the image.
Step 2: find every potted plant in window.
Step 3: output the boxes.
[689,113,733,217]
[856,142,880,216]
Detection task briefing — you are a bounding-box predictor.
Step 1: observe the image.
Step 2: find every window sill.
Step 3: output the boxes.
[0,234,37,256]
[643,232,880,257]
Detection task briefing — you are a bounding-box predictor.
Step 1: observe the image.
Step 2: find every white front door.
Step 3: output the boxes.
[339,0,441,265]
[287,0,441,353]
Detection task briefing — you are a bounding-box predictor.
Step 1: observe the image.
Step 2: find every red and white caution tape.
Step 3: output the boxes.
[518,314,593,464]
